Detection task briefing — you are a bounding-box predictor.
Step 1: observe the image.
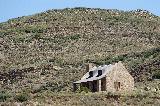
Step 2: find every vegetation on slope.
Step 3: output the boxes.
[0,7,160,105]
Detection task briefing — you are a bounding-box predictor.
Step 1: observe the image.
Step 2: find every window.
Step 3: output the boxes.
[87,71,93,79]
[96,70,102,77]
[114,82,120,91]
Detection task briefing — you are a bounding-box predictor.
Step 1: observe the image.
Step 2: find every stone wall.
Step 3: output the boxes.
[105,62,134,92]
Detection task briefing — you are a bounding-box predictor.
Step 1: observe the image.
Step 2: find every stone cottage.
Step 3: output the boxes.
[73,61,134,92]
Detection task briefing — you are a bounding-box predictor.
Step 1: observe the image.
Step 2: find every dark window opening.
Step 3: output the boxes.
[96,70,102,77]
[87,71,93,79]
[114,82,120,91]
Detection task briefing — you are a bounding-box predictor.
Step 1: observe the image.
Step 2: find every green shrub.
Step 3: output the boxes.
[32,33,41,40]
[153,70,160,79]
[51,85,63,92]
[142,48,160,58]
[106,92,121,99]
[79,87,91,93]
[32,85,47,94]
[0,91,10,102]
[50,81,65,92]
[40,70,48,75]
[14,93,30,102]
[69,34,81,40]
[133,90,148,99]
[23,27,44,34]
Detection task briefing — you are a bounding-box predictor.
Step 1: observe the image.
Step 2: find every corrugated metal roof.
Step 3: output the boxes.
[74,64,113,83]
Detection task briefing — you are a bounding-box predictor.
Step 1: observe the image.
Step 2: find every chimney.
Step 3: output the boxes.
[86,63,93,72]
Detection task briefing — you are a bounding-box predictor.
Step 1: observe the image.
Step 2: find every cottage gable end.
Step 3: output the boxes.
[105,62,134,92]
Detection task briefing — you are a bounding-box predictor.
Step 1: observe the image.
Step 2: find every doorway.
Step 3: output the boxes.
[92,80,97,92]
[101,77,106,91]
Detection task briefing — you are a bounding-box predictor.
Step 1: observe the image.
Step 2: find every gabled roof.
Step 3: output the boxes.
[74,64,113,83]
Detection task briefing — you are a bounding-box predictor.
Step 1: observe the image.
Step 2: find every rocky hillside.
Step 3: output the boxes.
[0,8,160,104]
[0,8,159,69]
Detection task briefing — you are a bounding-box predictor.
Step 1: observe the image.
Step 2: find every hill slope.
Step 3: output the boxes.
[0,8,160,104]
